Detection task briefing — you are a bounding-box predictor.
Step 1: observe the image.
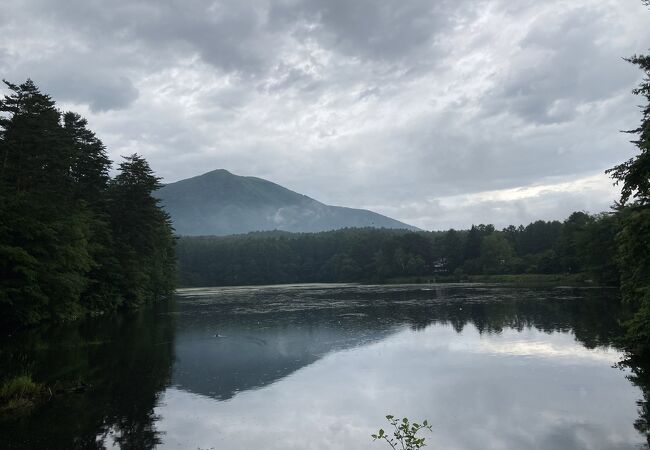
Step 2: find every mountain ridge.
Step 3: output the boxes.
[157,169,418,236]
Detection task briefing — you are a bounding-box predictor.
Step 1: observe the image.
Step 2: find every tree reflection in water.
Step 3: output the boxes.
[0,301,175,449]
[2,284,650,448]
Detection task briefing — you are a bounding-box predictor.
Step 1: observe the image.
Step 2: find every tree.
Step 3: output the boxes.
[0,80,176,328]
[464,225,493,260]
[0,80,92,325]
[436,229,464,273]
[109,154,176,307]
[63,112,111,204]
[606,22,650,355]
[557,212,592,274]
[480,233,514,274]
[607,54,650,206]
[0,79,74,194]
[63,112,118,311]
[575,213,620,285]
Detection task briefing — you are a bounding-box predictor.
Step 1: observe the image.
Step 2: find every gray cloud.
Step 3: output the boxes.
[375,172,621,230]
[48,73,138,112]
[270,0,482,61]
[1,0,649,229]
[483,5,641,124]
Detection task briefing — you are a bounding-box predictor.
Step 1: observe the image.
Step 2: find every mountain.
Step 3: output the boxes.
[156,169,417,236]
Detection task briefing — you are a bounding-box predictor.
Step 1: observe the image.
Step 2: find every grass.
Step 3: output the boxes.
[0,375,45,413]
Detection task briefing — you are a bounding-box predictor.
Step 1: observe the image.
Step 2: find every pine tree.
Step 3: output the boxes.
[64,112,111,204]
[607,44,650,355]
[109,154,175,308]
[63,111,118,312]
[0,80,91,325]
[607,54,650,206]
[0,81,176,328]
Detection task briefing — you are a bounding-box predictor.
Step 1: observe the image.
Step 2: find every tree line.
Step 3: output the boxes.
[175,212,619,287]
[0,80,176,329]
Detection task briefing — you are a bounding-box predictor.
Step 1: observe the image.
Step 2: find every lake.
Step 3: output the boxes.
[1,283,647,449]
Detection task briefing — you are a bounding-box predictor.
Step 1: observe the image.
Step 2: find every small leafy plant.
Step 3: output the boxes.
[371,415,432,450]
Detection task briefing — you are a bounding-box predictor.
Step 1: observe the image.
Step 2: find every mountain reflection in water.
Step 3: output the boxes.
[1,284,648,449]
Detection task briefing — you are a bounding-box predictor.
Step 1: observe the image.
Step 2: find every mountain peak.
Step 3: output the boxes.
[157,169,418,236]
[203,168,232,176]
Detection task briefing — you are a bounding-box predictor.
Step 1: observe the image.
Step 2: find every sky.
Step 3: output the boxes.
[1,0,649,230]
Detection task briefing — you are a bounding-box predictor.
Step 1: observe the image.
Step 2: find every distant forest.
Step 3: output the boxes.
[0,80,175,328]
[176,212,620,287]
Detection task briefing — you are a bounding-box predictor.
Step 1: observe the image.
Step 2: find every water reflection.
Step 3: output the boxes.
[170,284,624,401]
[620,351,650,448]
[0,302,174,449]
[159,327,638,450]
[1,284,647,449]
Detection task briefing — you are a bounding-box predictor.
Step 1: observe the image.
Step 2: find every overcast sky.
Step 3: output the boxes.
[2,0,649,229]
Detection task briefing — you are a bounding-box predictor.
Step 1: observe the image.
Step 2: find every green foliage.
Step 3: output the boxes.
[0,376,42,402]
[575,213,620,285]
[463,224,494,263]
[0,80,175,329]
[616,208,650,356]
[0,375,44,411]
[607,54,650,206]
[605,28,650,357]
[480,234,515,274]
[108,155,176,308]
[557,211,593,274]
[176,212,622,287]
[371,415,432,450]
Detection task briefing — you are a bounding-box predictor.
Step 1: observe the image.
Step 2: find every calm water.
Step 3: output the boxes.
[1,284,647,449]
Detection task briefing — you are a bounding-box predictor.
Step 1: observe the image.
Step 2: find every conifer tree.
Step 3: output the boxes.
[64,112,111,204]
[607,40,650,355]
[607,54,650,206]
[0,80,91,325]
[109,154,175,308]
[0,80,176,328]
[63,111,118,311]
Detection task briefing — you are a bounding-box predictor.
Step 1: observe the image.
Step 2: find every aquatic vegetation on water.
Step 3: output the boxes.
[0,376,44,412]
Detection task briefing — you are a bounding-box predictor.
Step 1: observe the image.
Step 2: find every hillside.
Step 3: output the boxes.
[156,169,417,236]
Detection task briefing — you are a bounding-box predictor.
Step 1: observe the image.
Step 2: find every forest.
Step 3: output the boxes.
[0,80,176,329]
[176,212,619,287]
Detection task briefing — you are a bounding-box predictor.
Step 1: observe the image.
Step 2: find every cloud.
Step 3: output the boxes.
[46,72,139,113]
[372,172,621,230]
[1,0,649,228]
[269,0,482,62]
[152,325,639,449]
[481,3,641,124]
